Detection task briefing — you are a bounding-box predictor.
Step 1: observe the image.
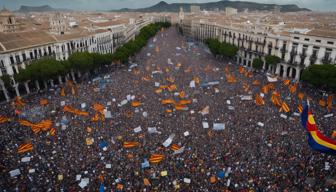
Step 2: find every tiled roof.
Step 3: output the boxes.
[0,31,56,52]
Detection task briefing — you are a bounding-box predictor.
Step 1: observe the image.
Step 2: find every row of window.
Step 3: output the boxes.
[8,46,53,65]
[294,36,334,45]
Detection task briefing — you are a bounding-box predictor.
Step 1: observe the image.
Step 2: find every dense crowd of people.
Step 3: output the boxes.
[0,27,335,191]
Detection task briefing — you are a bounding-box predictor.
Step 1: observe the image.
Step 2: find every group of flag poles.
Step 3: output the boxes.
[250,73,335,153]
[2,65,335,158]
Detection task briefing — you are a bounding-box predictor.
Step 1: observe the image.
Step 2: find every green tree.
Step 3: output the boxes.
[265,55,281,65]
[0,74,12,88]
[252,58,263,70]
[301,64,336,91]
[1,22,171,88]
[206,38,238,59]
[59,60,72,76]
[14,67,32,83]
[68,52,94,72]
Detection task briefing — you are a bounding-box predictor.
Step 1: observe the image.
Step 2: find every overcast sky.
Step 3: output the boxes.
[1,0,335,11]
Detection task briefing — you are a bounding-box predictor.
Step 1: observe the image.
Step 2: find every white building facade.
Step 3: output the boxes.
[179,19,336,80]
[0,14,167,101]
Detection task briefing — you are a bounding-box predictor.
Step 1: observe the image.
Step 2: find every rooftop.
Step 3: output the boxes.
[0,31,56,52]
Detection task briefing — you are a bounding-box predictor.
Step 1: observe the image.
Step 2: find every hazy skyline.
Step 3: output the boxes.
[0,0,335,11]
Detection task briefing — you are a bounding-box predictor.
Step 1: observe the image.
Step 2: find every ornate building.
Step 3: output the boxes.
[0,13,171,101]
[179,13,336,81]
[49,12,68,35]
[0,8,19,32]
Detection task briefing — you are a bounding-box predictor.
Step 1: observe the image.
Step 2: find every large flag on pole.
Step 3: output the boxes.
[301,105,336,154]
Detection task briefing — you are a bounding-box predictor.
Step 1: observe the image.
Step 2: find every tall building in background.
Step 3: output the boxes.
[225,7,237,16]
[49,12,68,35]
[0,8,19,32]
[190,5,201,14]
[179,7,184,23]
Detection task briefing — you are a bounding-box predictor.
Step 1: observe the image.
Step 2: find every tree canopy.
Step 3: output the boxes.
[6,22,171,84]
[301,64,336,91]
[265,55,281,65]
[252,58,263,70]
[205,38,238,59]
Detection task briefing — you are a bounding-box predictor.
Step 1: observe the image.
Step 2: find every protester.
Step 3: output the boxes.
[0,27,335,191]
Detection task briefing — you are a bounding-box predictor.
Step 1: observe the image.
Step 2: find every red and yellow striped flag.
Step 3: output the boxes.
[168,84,177,92]
[0,116,11,123]
[255,94,265,106]
[280,102,290,113]
[93,103,104,113]
[63,105,89,116]
[144,178,151,186]
[123,141,139,148]
[91,113,100,122]
[298,104,303,113]
[171,144,181,151]
[50,127,56,136]
[178,100,192,105]
[298,92,304,100]
[18,143,33,154]
[271,95,282,107]
[149,154,164,163]
[19,119,33,127]
[159,85,168,89]
[175,104,188,111]
[161,99,175,105]
[283,79,290,86]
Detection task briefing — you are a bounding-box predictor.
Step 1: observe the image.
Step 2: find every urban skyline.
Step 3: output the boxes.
[0,1,335,191]
[1,0,336,11]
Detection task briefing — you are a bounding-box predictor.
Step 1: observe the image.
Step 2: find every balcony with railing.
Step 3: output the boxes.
[290,48,297,57]
[11,53,57,70]
[281,46,286,53]
[309,53,318,64]
[322,55,332,64]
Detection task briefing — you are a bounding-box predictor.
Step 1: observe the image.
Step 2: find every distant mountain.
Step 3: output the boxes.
[17,5,71,12]
[112,0,310,12]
